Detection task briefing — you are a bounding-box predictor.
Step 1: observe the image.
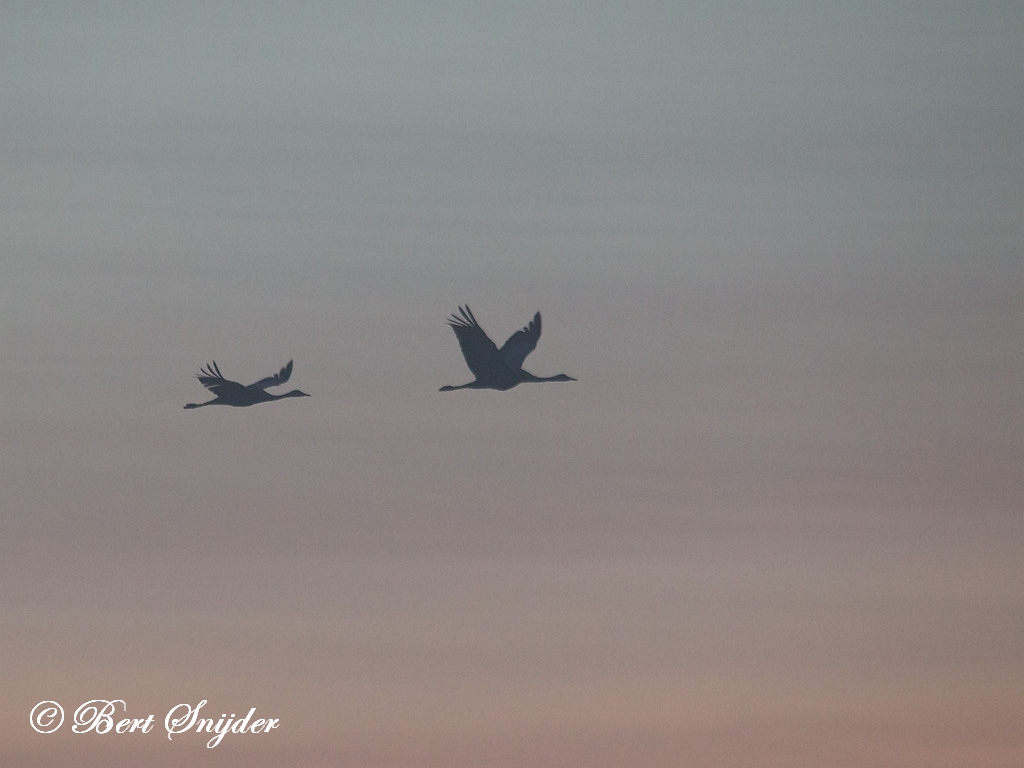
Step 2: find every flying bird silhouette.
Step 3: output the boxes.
[183,360,310,409]
[440,305,576,391]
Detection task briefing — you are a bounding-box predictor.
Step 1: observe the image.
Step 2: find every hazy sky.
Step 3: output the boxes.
[2,2,1021,766]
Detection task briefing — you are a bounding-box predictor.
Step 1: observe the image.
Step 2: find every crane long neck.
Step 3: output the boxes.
[264,389,309,401]
[520,371,576,383]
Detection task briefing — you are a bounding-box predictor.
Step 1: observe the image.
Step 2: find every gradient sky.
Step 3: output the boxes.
[2,2,1021,766]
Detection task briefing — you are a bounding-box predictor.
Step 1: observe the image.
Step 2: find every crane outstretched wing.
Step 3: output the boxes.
[196,361,247,398]
[499,312,541,370]
[250,360,293,390]
[446,305,503,379]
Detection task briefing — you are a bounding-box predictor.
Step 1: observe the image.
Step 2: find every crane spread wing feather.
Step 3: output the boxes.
[250,360,293,390]
[195,361,248,398]
[446,305,503,379]
[499,312,541,370]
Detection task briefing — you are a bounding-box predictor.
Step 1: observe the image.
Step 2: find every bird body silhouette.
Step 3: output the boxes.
[184,360,310,409]
[440,306,576,391]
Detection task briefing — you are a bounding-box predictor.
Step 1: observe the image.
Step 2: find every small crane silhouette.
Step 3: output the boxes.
[184,360,310,409]
[440,305,576,391]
